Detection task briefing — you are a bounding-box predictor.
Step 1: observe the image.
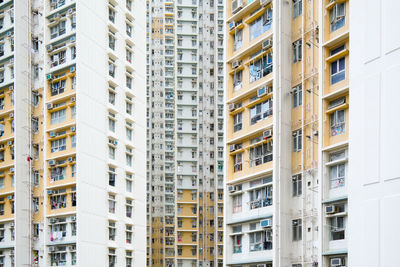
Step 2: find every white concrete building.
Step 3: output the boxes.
[349,0,400,266]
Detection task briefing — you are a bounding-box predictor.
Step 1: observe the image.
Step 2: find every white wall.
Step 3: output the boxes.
[349,0,400,266]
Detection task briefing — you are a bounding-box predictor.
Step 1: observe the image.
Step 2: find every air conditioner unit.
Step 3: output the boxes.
[229,21,235,30]
[70,66,76,73]
[260,218,272,228]
[71,216,76,221]
[49,160,56,166]
[260,0,272,6]
[47,190,53,195]
[325,205,336,214]
[9,222,14,227]
[262,39,272,50]
[71,96,76,102]
[9,112,13,118]
[9,167,14,173]
[68,245,75,251]
[68,8,74,15]
[9,58,14,64]
[49,218,56,223]
[232,0,243,14]
[7,141,13,146]
[49,246,55,252]
[229,144,236,152]
[70,126,76,132]
[263,129,272,139]
[10,249,14,254]
[232,60,240,69]
[47,103,53,110]
[228,103,236,111]
[328,97,346,109]
[49,132,55,138]
[257,86,267,97]
[228,185,235,193]
[9,85,13,91]
[68,157,73,162]
[70,36,76,43]
[46,44,53,52]
[257,264,268,267]
[46,74,53,80]
[330,258,343,267]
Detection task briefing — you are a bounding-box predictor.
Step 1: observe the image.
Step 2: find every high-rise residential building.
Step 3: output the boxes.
[146,0,225,266]
[0,0,146,266]
[225,0,349,266]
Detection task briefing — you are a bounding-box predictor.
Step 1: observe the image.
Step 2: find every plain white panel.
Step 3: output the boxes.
[364,0,381,62]
[363,73,380,185]
[382,195,400,267]
[381,65,400,181]
[360,199,380,266]
[382,0,400,54]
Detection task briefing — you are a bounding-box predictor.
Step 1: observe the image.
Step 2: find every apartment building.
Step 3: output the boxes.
[146,0,225,266]
[225,0,349,266]
[0,0,146,266]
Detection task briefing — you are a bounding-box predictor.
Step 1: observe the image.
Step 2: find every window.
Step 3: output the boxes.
[249,52,273,82]
[330,109,345,136]
[126,225,133,243]
[330,3,345,32]
[292,174,302,196]
[109,33,115,50]
[50,192,67,210]
[293,129,302,152]
[293,0,302,18]
[126,199,133,217]
[108,221,116,241]
[50,109,66,125]
[126,49,132,63]
[293,39,302,63]
[126,76,132,89]
[126,153,132,167]
[292,219,302,241]
[109,8,115,23]
[126,251,133,267]
[250,99,273,125]
[109,118,115,132]
[292,84,302,108]
[51,138,66,153]
[232,234,242,253]
[108,194,116,213]
[233,152,242,172]
[109,61,115,77]
[249,231,265,251]
[248,178,273,209]
[51,80,66,96]
[50,250,67,266]
[126,102,132,114]
[109,166,116,186]
[250,8,272,40]
[233,112,242,132]
[329,151,346,188]
[330,215,345,240]
[50,21,66,39]
[126,0,132,10]
[331,56,345,84]
[232,70,242,91]
[109,91,115,105]
[51,167,66,181]
[51,50,66,67]
[0,178,3,189]
[71,135,76,148]
[233,29,242,51]
[126,173,133,192]
[249,138,273,167]
[109,248,116,267]
[126,127,132,141]
[232,194,242,213]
